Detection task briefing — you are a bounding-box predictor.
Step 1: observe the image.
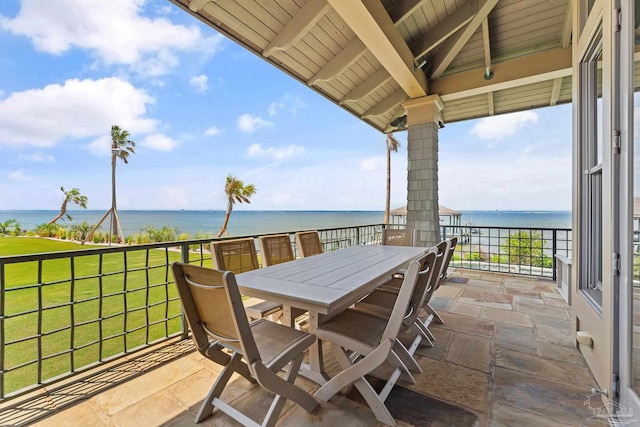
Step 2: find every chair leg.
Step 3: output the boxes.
[426,304,444,324]
[196,352,243,423]
[392,340,421,373]
[314,340,392,402]
[252,356,318,416]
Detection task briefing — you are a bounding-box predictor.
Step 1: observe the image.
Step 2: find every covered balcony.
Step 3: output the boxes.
[0,266,594,426]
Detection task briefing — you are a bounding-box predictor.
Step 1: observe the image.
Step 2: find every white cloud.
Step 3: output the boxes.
[359,156,385,172]
[0,0,223,76]
[247,143,304,161]
[19,152,55,163]
[267,94,305,116]
[189,74,208,93]
[470,111,538,142]
[8,169,33,182]
[141,134,178,151]
[0,77,156,147]
[204,126,222,136]
[237,114,272,133]
[267,101,284,116]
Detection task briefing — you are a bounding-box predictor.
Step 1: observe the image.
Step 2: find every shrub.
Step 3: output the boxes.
[500,230,551,267]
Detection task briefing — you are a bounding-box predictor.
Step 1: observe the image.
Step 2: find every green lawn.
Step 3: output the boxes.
[0,237,194,396]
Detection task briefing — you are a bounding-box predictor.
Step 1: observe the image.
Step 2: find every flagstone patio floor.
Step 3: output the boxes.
[1,269,599,426]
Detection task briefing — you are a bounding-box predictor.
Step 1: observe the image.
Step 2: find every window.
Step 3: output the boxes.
[579,34,604,309]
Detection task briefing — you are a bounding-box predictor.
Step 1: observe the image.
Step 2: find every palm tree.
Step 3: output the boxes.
[109,125,136,239]
[0,219,19,236]
[217,174,256,237]
[384,133,400,224]
[49,187,88,224]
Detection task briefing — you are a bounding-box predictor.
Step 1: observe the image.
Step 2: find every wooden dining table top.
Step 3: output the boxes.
[236,244,427,316]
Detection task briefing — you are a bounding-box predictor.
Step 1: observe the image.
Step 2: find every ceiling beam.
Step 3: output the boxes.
[429,0,499,79]
[387,0,426,25]
[362,90,408,118]
[310,1,421,86]
[341,68,392,104]
[409,3,475,60]
[188,0,210,12]
[328,0,427,98]
[430,47,572,101]
[481,18,491,71]
[309,38,366,85]
[549,0,572,104]
[550,77,563,105]
[487,92,494,115]
[263,0,331,57]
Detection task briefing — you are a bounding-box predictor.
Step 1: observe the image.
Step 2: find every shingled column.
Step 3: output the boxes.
[402,95,444,247]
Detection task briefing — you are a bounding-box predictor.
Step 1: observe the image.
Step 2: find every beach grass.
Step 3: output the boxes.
[0,237,188,395]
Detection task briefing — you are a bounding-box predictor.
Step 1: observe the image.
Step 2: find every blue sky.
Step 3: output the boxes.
[0,0,572,212]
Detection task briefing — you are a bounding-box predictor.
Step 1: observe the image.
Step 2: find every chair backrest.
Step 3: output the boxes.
[381,258,421,342]
[403,249,438,328]
[171,263,260,363]
[439,237,458,281]
[294,231,323,258]
[211,238,259,273]
[419,240,449,307]
[382,228,417,246]
[258,234,295,267]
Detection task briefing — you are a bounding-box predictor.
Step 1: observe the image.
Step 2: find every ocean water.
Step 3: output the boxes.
[0,209,573,238]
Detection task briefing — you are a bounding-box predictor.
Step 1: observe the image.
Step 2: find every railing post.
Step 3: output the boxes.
[552,229,557,281]
[179,242,190,339]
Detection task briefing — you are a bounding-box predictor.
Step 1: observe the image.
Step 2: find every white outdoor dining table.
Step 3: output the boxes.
[235,244,426,384]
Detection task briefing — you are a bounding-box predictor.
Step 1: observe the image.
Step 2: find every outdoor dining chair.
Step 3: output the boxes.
[425,237,458,325]
[258,234,295,267]
[354,247,439,357]
[381,228,417,246]
[211,238,281,321]
[294,230,323,257]
[313,257,424,426]
[258,234,306,326]
[171,263,318,425]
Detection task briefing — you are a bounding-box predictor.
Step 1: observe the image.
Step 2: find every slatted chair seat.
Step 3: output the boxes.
[172,263,318,426]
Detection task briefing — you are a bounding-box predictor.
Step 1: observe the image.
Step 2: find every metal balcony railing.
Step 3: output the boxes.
[0,224,383,400]
[440,224,572,279]
[0,222,571,400]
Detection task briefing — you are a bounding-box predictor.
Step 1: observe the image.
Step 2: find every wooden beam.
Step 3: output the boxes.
[263,0,331,57]
[482,18,491,70]
[550,77,563,105]
[340,68,392,104]
[188,0,209,12]
[487,92,494,115]
[362,90,408,118]
[310,2,421,86]
[429,0,499,79]
[561,0,573,48]
[309,38,366,85]
[328,0,427,97]
[430,47,572,101]
[409,3,475,59]
[387,0,425,25]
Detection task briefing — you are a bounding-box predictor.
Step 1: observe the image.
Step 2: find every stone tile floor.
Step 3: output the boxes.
[1,269,599,426]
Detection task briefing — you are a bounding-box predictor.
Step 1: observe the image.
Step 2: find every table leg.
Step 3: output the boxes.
[282,305,295,328]
[298,311,330,384]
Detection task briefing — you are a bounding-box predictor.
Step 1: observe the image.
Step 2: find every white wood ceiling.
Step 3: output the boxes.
[171,0,574,132]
